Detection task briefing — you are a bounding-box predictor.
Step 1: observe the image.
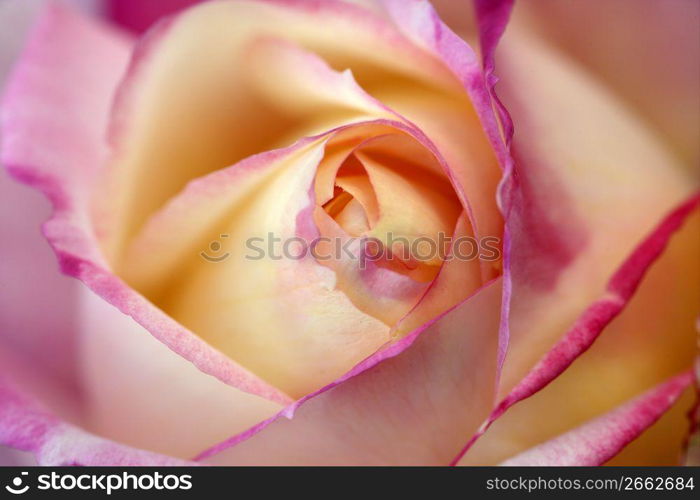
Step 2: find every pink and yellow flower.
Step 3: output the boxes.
[0,0,697,465]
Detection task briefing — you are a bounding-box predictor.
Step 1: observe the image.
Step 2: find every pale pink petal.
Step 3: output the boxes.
[0,2,289,404]
[78,283,282,459]
[520,0,700,168]
[0,376,192,466]
[458,199,699,465]
[434,1,697,464]
[493,29,697,404]
[413,10,697,468]
[493,194,700,421]
[197,280,501,465]
[500,371,694,466]
[0,0,106,440]
[426,0,700,463]
[0,0,85,416]
[473,0,514,141]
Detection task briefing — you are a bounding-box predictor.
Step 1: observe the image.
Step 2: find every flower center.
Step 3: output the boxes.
[317,131,463,282]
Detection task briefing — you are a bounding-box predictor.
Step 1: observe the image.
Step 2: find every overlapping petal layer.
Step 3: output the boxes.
[459,203,700,465]
[79,284,283,458]
[0,3,291,412]
[500,371,694,466]
[491,24,698,412]
[198,279,501,465]
[108,0,497,398]
[385,0,699,465]
[0,374,193,466]
[1,0,697,467]
[99,0,499,263]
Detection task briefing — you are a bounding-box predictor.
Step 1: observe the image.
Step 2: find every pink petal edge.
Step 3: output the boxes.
[0,2,292,405]
[379,0,516,399]
[194,277,500,462]
[0,376,194,466]
[444,0,698,466]
[451,191,700,465]
[500,370,694,466]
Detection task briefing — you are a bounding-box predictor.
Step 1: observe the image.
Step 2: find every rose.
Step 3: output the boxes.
[0,0,696,468]
[0,0,697,466]
[0,0,687,468]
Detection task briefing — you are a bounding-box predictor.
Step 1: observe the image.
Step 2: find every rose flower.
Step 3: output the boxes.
[0,0,697,466]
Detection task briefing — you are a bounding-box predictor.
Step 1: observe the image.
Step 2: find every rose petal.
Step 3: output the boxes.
[493,29,698,403]
[499,371,694,466]
[394,211,485,335]
[609,386,695,466]
[379,0,512,395]
[114,19,493,398]
[0,3,290,404]
[0,0,87,419]
[103,0,502,463]
[428,0,700,465]
[99,0,469,261]
[520,0,700,168]
[313,204,431,326]
[356,148,462,262]
[495,196,700,417]
[113,34,433,396]
[124,117,465,398]
[130,131,393,398]
[458,199,699,465]
[78,282,283,459]
[197,279,501,465]
[383,12,698,470]
[379,0,506,238]
[117,37,401,295]
[0,375,193,466]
